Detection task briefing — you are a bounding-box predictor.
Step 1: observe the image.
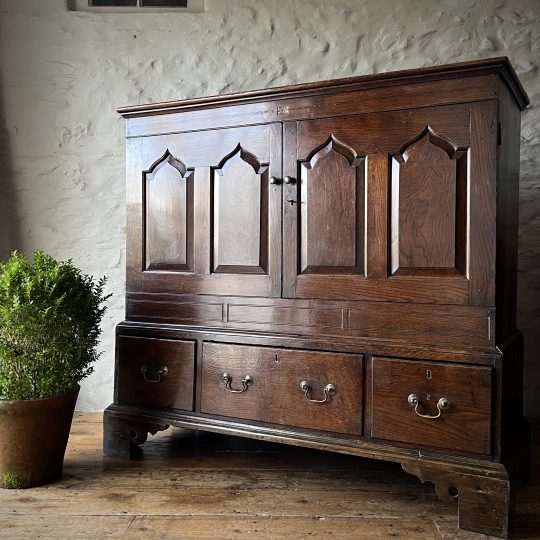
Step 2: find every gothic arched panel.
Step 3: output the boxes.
[299,136,365,275]
[213,145,269,274]
[144,150,194,271]
[390,127,468,276]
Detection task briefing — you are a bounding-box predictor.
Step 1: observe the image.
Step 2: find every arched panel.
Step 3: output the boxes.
[213,145,269,274]
[144,150,194,271]
[299,136,366,275]
[390,127,468,276]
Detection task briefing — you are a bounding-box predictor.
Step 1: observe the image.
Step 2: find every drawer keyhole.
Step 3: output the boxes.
[426,370,432,380]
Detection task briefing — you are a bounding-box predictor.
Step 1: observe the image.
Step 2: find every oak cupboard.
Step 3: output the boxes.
[104,57,529,538]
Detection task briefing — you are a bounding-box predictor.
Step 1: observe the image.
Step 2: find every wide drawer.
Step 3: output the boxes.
[370,357,492,455]
[201,343,363,435]
[117,336,195,411]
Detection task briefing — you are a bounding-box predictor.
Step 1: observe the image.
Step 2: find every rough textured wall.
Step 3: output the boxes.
[0,0,538,413]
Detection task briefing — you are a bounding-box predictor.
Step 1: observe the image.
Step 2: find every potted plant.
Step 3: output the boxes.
[0,251,109,488]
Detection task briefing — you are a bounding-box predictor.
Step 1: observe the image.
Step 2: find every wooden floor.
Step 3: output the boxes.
[0,414,538,539]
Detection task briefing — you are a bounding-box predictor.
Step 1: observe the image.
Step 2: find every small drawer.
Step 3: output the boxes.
[370,357,492,455]
[201,343,363,435]
[116,336,195,411]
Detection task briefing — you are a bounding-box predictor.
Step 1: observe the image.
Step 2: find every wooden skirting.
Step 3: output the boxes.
[0,413,538,539]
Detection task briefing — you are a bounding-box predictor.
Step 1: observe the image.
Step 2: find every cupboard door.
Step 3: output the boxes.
[283,103,496,305]
[127,124,282,297]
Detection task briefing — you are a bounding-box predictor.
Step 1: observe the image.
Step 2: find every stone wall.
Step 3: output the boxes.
[0,0,538,414]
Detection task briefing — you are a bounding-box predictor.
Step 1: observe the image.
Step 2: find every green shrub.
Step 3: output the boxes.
[0,251,110,400]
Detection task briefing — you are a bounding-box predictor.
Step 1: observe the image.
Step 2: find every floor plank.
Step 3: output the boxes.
[0,486,443,518]
[0,415,538,539]
[0,515,133,539]
[124,516,440,539]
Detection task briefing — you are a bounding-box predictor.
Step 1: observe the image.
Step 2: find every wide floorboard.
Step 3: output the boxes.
[0,413,538,539]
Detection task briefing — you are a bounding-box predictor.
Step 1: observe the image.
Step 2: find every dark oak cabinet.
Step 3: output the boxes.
[104,58,529,538]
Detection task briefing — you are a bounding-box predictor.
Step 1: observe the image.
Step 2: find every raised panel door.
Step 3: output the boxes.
[126,124,282,297]
[283,103,496,305]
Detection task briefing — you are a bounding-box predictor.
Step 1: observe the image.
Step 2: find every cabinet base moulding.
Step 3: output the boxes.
[103,404,530,538]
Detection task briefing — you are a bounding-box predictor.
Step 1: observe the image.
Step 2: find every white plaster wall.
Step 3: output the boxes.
[0,0,538,414]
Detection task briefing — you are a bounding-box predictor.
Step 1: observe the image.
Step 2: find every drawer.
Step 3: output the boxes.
[370,357,492,454]
[117,336,195,411]
[201,343,363,435]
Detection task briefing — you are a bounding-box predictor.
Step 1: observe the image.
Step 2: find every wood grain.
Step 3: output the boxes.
[128,124,282,298]
[200,343,363,435]
[370,357,492,455]
[116,336,195,411]
[114,59,528,539]
[124,74,500,138]
[118,57,527,118]
[281,120,298,298]
[1,414,538,539]
[468,101,498,305]
[123,516,440,539]
[299,136,365,274]
[366,153,388,278]
[296,104,471,158]
[391,131,460,273]
[118,318,498,364]
[213,149,267,272]
[144,154,193,271]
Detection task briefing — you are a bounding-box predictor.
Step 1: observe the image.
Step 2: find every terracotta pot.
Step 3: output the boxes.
[0,386,79,489]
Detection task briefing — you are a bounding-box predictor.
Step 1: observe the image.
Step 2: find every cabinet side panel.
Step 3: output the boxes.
[496,83,522,343]
[126,138,143,293]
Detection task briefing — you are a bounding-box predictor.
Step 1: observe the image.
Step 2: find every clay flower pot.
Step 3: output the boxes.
[0,387,79,489]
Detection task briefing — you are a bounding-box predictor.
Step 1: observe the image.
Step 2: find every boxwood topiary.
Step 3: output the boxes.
[0,251,110,400]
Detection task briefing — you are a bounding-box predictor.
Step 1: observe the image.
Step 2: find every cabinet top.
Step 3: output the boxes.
[118,56,528,118]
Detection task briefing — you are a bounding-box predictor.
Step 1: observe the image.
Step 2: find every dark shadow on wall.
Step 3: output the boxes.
[0,72,21,260]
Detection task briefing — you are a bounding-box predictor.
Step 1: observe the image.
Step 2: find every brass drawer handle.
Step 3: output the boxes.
[221,372,253,393]
[141,365,168,383]
[300,381,336,403]
[408,393,451,419]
